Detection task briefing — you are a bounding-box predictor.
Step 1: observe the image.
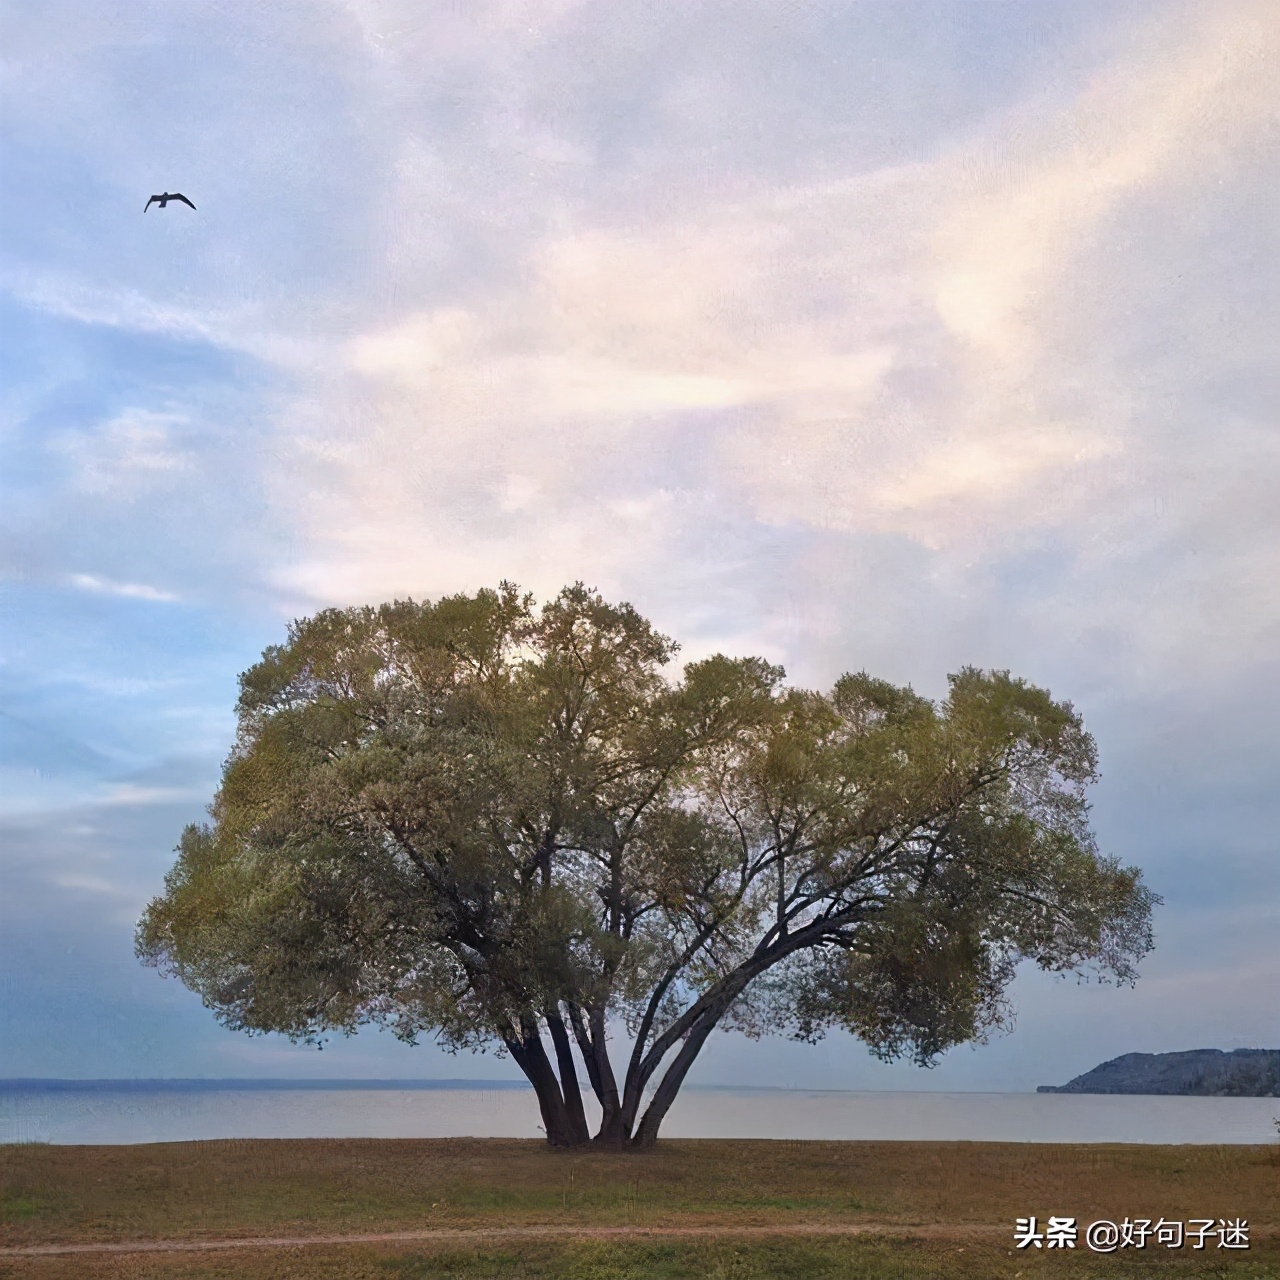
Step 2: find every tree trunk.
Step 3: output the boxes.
[618,982,733,1141]
[629,1008,721,1149]
[545,1007,592,1145]
[624,917,863,1147]
[568,1002,628,1147]
[504,1018,583,1148]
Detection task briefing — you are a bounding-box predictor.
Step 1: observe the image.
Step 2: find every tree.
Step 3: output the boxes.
[137,583,1158,1148]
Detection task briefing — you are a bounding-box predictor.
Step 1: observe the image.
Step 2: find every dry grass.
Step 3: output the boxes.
[5,1236,1280,1280]
[3,1138,1277,1278]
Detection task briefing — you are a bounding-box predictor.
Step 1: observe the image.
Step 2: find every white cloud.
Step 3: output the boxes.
[50,872,131,897]
[97,783,205,806]
[930,1,1277,356]
[8,0,1277,693]
[53,408,193,497]
[69,574,180,603]
[251,1,1276,702]
[4,270,327,371]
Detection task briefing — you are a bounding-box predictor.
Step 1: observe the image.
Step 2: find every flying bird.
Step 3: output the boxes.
[144,192,196,211]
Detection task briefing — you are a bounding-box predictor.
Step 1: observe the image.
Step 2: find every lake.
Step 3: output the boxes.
[3,1081,1276,1145]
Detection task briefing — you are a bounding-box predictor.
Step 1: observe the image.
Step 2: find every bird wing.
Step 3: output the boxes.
[144,195,159,210]
[173,194,197,210]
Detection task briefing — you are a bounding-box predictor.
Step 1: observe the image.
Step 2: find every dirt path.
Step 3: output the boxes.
[4,1222,1007,1257]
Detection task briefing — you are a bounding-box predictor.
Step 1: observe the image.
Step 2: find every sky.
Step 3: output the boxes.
[1,0,1276,1091]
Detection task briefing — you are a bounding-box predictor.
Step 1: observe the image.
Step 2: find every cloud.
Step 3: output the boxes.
[3,270,330,372]
[97,783,207,807]
[50,872,132,897]
[8,0,1273,692]
[69,574,180,603]
[53,409,192,493]
[930,1,1277,352]
[252,0,1276,698]
[6,273,231,348]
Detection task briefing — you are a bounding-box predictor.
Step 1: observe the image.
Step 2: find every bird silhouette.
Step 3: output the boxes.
[144,192,196,211]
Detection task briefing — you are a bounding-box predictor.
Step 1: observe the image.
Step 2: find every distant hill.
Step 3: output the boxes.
[1038,1049,1280,1096]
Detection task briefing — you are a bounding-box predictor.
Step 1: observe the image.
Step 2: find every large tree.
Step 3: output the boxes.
[138,583,1157,1148]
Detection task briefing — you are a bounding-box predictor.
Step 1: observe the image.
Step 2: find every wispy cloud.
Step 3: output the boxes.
[69,574,180,603]
[53,409,192,494]
[4,269,330,371]
[50,872,133,897]
[96,782,207,807]
[258,0,1277,692]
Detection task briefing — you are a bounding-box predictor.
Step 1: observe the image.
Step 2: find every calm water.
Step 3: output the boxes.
[2,1083,1276,1145]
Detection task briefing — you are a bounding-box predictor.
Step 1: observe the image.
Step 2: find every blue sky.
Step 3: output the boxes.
[1,0,1276,1089]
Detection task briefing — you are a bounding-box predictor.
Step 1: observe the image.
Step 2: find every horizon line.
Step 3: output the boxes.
[0,1078,1058,1095]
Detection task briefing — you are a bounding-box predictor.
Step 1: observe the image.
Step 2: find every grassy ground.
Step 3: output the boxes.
[6,1237,1280,1280]
[3,1138,1278,1278]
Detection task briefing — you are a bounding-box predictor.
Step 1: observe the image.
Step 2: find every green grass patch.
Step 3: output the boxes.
[1,1194,46,1222]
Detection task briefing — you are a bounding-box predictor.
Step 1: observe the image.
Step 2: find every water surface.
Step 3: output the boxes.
[3,1082,1275,1145]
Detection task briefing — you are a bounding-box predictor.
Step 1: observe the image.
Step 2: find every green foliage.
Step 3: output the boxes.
[138,583,1157,1145]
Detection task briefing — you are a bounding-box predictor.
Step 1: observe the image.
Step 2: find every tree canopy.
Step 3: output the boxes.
[137,583,1157,1147]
